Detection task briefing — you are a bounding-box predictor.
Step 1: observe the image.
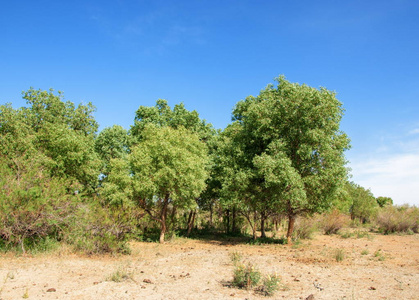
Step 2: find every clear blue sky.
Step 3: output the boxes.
[1,0,418,205]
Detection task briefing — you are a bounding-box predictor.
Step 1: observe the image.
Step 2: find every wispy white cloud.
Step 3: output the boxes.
[349,128,419,206]
[408,128,419,135]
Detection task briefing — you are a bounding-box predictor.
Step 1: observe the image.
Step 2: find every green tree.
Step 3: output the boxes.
[225,76,350,242]
[130,125,209,243]
[95,125,130,175]
[130,99,215,233]
[349,182,378,223]
[376,196,393,208]
[131,99,213,141]
[21,88,101,192]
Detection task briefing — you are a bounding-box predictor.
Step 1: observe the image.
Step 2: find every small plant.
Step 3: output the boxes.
[106,265,135,283]
[7,272,15,280]
[339,231,353,239]
[230,255,282,297]
[232,262,261,289]
[256,274,281,296]
[23,287,29,298]
[230,251,243,266]
[361,249,369,255]
[355,230,370,239]
[374,249,385,261]
[334,249,345,262]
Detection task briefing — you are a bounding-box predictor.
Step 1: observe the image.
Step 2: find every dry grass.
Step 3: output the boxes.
[0,231,418,299]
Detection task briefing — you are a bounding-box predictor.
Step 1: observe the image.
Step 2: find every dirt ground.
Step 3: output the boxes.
[0,231,418,300]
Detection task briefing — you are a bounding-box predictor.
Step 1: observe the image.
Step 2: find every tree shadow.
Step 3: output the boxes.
[184,229,287,246]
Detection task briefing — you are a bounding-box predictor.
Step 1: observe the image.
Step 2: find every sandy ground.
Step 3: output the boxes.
[0,232,418,300]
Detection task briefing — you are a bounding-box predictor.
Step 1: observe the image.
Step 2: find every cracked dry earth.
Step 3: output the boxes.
[0,232,418,300]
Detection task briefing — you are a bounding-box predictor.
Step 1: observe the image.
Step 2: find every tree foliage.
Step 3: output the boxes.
[348,182,378,223]
[0,89,107,252]
[1,79,356,249]
[376,196,393,208]
[102,125,209,242]
[131,99,214,141]
[221,76,350,242]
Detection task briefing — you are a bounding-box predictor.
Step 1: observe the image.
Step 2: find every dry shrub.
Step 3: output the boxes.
[320,210,350,235]
[65,203,140,254]
[0,159,78,253]
[376,205,419,234]
[293,215,317,240]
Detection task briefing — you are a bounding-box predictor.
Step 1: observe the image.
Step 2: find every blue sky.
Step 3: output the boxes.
[1,0,418,205]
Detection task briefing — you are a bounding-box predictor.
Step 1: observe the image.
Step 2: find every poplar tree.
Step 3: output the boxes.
[227,76,350,243]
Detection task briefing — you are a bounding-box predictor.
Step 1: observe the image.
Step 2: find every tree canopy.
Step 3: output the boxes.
[221,76,351,242]
[4,79,397,251]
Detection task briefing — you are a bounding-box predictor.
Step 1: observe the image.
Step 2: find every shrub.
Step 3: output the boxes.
[232,262,261,289]
[106,265,135,282]
[349,183,378,224]
[256,274,281,296]
[230,251,243,265]
[0,158,78,253]
[374,249,385,261]
[376,205,419,234]
[361,249,369,255]
[334,248,345,262]
[293,216,317,240]
[65,203,140,254]
[320,210,349,235]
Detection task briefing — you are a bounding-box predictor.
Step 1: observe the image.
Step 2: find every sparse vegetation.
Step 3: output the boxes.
[256,274,282,296]
[232,262,261,289]
[22,288,29,299]
[334,248,345,262]
[230,251,243,265]
[230,254,281,297]
[293,216,317,240]
[321,210,349,235]
[376,205,419,234]
[374,249,385,261]
[106,265,135,283]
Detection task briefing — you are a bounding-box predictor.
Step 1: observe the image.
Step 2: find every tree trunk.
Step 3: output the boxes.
[159,195,169,243]
[286,214,296,244]
[187,209,196,237]
[252,211,258,240]
[187,210,194,229]
[260,211,266,238]
[170,206,177,231]
[209,202,213,227]
[232,207,238,233]
[159,222,166,243]
[225,209,230,234]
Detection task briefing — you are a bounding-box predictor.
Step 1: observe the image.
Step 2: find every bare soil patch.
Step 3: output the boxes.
[1,232,418,299]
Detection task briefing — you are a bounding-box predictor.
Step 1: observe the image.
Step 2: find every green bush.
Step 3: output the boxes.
[232,262,261,289]
[256,274,281,296]
[230,251,243,265]
[0,158,78,253]
[65,203,140,254]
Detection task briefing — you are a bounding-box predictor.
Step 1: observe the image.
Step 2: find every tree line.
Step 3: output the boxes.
[0,76,391,253]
